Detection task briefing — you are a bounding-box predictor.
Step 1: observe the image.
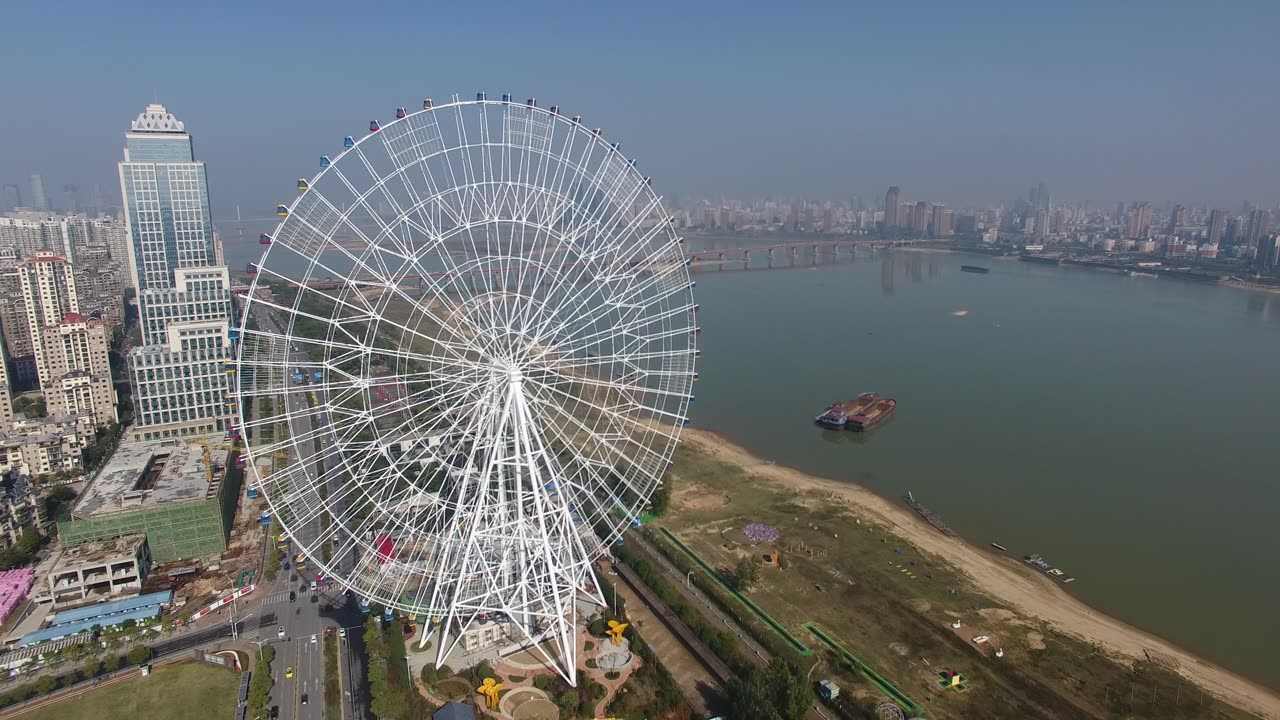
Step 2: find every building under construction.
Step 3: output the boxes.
[57,437,238,563]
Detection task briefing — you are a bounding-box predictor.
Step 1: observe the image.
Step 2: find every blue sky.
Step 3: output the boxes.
[3,0,1278,214]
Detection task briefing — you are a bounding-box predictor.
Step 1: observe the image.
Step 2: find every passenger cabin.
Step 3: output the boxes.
[395,107,406,119]
[275,204,289,218]
[343,136,354,149]
[320,155,331,169]
[259,233,272,246]
[296,178,309,192]
[369,120,380,132]
[422,98,433,109]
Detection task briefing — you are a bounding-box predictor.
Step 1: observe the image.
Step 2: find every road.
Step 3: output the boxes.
[255,308,368,720]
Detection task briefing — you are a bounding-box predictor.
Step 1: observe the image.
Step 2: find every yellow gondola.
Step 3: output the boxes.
[276,204,289,218]
[297,178,309,192]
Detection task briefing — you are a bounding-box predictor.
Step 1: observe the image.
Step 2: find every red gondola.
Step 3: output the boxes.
[259,233,272,246]
[246,263,258,275]
[369,120,380,132]
[395,107,406,120]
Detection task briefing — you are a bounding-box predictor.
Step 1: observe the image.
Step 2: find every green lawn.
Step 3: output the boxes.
[25,662,240,720]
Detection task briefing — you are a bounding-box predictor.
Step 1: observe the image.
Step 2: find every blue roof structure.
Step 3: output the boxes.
[433,702,476,720]
[50,590,173,625]
[19,591,173,647]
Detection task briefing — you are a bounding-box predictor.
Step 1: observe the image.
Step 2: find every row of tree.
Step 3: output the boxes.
[363,616,432,720]
[0,645,151,710]
[248,644,276,718]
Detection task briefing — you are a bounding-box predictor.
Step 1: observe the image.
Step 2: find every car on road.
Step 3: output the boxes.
[310,580,317,591]
[285,666,295,679]
[338,628,346,638]
[310,634,318,644]
[301,693,308,705]
[277,626,285,639]
[289,591,296,602]
[270,706,279,719]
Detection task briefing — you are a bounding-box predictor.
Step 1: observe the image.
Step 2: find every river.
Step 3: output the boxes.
[683,245,1280,690]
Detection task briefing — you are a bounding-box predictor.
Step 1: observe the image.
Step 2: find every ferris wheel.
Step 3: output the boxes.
[235,93,698,682]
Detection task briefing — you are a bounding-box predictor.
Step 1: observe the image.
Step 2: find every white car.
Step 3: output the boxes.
[310,634,318,644]
[338,628,346,638]
[277,626,285,639]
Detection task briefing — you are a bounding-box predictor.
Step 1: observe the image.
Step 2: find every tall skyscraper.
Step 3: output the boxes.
[884,186,901,228]
[17,252,79,386]
[1168,204,1186,233]
[910,201,930,234]
[930,205,953,238]
[28,174,49,212]
[1207,209,1227,246]
[118,103,233,441]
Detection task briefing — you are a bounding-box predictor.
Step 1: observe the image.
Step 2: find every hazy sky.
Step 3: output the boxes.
[3,0,1278,215]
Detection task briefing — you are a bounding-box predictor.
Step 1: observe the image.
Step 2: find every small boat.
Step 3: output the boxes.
[961,265,990,274]
[990,542,1008,552]
[815,392,879,429]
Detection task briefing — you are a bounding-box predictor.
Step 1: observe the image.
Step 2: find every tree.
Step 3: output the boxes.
[127,645,151,665]
[81,657,100,680]
[732,556,761,592]
[725,658,813,720]
[33,675,56,696]
[104,654,121,672]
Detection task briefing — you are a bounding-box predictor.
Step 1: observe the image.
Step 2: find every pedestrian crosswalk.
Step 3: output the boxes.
[262,590,290,606]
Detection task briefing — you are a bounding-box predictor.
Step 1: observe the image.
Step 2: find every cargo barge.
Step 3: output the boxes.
[960,265,990,274]
[848,397,896,431]
[814,392,879,429]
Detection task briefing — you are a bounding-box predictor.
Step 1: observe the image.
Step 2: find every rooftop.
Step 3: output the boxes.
[54,533,146,566]
[72,439,228,518]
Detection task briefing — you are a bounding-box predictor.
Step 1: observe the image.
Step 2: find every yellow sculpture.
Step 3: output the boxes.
[477,677,503,710]
[606,619,629,646]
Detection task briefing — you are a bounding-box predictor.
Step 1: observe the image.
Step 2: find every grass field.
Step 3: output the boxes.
[23,662,240,720]
[659,443,1259,720]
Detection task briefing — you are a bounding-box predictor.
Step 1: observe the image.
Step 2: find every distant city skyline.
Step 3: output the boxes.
[4,1,1280,214]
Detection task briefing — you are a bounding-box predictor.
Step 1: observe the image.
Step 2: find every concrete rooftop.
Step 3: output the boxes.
[73,438,228,517]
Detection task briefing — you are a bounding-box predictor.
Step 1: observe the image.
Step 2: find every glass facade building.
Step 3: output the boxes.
[118,104,235,440]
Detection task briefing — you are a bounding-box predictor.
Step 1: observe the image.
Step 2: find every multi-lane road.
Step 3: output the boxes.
[254,309,368,720]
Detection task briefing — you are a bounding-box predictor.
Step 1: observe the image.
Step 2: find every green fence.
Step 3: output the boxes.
[59,498,227,563]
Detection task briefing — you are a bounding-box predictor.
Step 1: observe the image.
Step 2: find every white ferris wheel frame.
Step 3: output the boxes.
[235,93,698,683]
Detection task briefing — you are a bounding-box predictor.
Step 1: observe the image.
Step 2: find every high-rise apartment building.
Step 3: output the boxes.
[118,104,233,441]
[1126,203,1153,239]
[1168,204,1186,233]
[40,315,117,427]
[1207,209,1227,246]
[12,252,117,427]
[930,205,953,238]
[910,201,930,234]
[17,252,78,387]
[884,186,901,228]
[1244,209,1271,247]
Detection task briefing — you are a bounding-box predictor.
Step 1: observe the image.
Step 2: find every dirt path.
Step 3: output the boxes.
[680,428,1280,720]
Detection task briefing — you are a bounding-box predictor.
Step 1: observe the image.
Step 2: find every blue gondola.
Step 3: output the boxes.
[571,114,582,124]
[501,93,511,102]
[422,98,433,109]
[275,204,289,218]
[395,107,406,119]
[525,97,535,107]
[343,136,354,149]
[369,120,380,132]
[320,155,331,169]
[259,233,272,246]
[476,91,486,101]
[592,128,602,136]
[229,326,241,340]
[549,105,559,114]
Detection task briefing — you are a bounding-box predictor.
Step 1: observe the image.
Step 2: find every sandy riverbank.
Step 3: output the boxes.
[679,427,1280,720]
